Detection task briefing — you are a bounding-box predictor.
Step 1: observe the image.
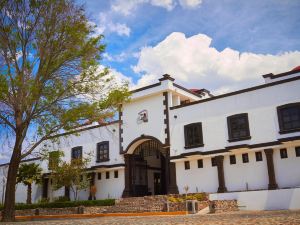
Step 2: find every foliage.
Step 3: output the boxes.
[0,0,130,220]
[49,158,90,201]
[53,196,71,203]
[167,193,208,203]
[0,199,115,210]
[16,163,42,186]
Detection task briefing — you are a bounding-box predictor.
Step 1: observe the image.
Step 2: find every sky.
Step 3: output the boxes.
[77,0,300,94]
[1,0,300,163]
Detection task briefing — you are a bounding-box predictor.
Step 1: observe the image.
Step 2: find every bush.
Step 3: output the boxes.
[0,199,115,210]
[53,196,70,203]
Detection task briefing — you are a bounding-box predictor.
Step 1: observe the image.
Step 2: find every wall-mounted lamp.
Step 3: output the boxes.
[174,115,177,119]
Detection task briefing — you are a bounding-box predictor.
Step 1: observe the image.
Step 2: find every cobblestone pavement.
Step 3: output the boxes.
[3,210,300,225]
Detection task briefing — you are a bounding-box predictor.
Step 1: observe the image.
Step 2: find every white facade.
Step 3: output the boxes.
[1,69,300,206]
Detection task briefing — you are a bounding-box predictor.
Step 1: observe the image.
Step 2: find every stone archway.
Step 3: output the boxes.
[122,136,178,197]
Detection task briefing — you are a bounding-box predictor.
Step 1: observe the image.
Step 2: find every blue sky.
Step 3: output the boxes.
[76,0,300,93]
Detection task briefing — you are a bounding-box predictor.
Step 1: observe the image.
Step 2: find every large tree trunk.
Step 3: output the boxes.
[1,153,21,221]
[26,184,32,205]
[1,134,22,222]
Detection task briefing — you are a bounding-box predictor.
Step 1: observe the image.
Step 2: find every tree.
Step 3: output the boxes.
[16,163,42,204]
[0,0,130,221]
[50,158,90,201]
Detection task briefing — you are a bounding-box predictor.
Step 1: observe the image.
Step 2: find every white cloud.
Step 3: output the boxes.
[179,0,202,8]
[112,0,175,16]
[132,32,300,93]
[96,13,131,37]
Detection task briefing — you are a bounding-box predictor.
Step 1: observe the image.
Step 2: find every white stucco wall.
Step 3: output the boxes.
[210,188,300,210]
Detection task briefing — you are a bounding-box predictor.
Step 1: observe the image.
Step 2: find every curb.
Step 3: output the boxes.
[16,211,187,221]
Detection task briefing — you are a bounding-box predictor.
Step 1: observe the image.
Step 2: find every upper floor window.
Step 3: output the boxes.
[71,146,82,160]
[48,151,60,170]
[184,122,204,149]
[97,141,109,162]
[277,103,300,134]
[227,113,251,142]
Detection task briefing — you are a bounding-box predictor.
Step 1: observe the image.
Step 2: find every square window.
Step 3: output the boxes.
[197,159,203,168]
[227,114,251,142]
[98,173,101,180]
[211,157,217,167]
[184,161,190,170]
[184,123,204,148]
[280,148,288,159]
[71,146,82,160]
[229,155,236,164]
[277,103,300,133]
[114,170,118,178]
[296,146,300,157]
[97,141,109,162]
[242,153,249,163]
[106,171,110,179]
[255,152,263,162]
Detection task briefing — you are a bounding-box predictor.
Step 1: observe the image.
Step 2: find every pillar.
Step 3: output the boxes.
[88,172,95,200]
[168,162,179,194]
[42,177,49,199]
[122,154,133,197]
[216,155,227,193]
[264,149,278,190]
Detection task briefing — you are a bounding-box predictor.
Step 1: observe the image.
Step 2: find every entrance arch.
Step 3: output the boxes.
[122,136,179,197]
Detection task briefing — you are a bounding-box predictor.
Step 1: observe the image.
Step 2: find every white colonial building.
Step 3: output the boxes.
[1,67,300,208]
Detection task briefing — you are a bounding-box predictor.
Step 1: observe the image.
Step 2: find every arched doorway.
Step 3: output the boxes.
[131,140,167,196]
[122,136,179,197]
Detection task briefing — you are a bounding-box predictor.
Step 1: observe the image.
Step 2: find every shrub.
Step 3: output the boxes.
[53,196,70,203]
[0,199,115,211]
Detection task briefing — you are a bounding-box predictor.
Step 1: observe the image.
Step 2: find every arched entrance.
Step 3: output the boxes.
[122,136,178,197]
[131,140,167,196]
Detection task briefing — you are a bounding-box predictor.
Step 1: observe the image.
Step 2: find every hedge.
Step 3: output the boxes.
[0,199,115,210]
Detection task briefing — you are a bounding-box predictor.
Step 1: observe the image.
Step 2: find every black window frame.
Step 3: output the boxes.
[242,153,249,163]
[71,146,82,160]
[98,172,101,180]
[184,122,204,149]
[197,159,203,168]
[96,141,109,163]
[114,170,118,178]
[255,151,263,162]
[277,103,300,134]
[48,151,60,170]
[229,155,236,165]
[296,146,300,157]
[227,113,251,142]
[211,157,217,167]
[106,171,110,179]
[184,161,190,170]
[280,148,288,159]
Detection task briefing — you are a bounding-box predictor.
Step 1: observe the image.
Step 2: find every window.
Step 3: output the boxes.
[211,157,217,167]
[255,152,263,161]
[106,171,110,179]
[184,123,204,149]
[97,141,109,162]
[242,153,249,163]
[114,170,118,178]
[197,159,203,168]
[296,147,300,157]
[71,146,82,160]
[227,113,251,142]
[184,161,190,170]
[280,148,288,159]
[98,173,101,180]
[277,103,300,134]
[48,151,60,170]
[229,155,236,165]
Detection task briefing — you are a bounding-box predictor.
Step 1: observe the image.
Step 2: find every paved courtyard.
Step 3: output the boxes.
[3,210,300,225]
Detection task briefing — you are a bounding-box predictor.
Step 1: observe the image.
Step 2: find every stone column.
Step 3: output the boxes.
[42,177,49,199]
[168,162,179,194]
[88,172,95,200]
[64,186,70,200]
[264,149,278,190]
[122,154,133,197]
[216,155,227,193]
